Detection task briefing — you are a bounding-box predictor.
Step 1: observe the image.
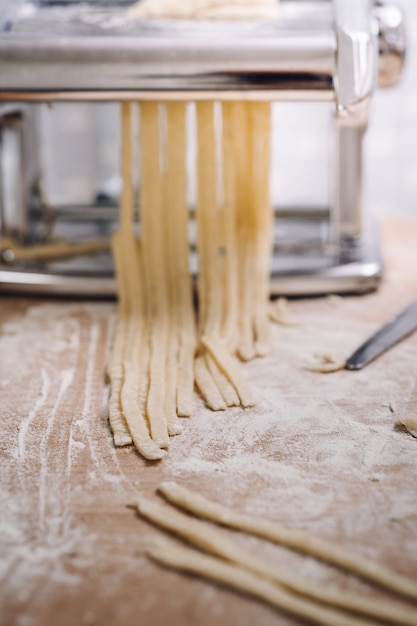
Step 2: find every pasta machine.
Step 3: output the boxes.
[0,0,406,296]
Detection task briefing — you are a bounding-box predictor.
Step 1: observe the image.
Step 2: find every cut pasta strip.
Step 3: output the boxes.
[269,297,299,327]
[109,103,165,460]
[132,497,417,626]
[165,102,196,420]
[120,238,166,461]
[220,102,239,354]
[202,335,254,408]
[249,102,272,357]
[107,232,132,447]
[196,101,224,339]
[306,353,346,374]
[110,96,276,455]
[194,355,226,411]
[162,103,183,436]
[205,353,240,407]
[140,102,170,449]
[159,482,417,602]
[107,103,136,448]
[232,102,257,362]
[107,338,131,446]
[144,536,378,626]
[120,102,134,231]
[194,102,237,410]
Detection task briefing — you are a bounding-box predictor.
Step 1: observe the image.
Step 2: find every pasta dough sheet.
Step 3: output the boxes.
[128,0,279,20]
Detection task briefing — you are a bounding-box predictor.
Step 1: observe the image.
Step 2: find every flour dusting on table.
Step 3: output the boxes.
[1,292,417,625]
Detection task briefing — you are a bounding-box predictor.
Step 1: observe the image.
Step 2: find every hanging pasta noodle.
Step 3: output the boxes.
[195,101,271,409]
[194,102,229,411]
[107,0,276,459]
[108,102,165,461]
[139,100,198,445]
[108,100,199,458]
[108,97,273,457]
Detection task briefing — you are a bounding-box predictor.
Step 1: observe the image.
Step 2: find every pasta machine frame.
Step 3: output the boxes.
[0,0,406,296]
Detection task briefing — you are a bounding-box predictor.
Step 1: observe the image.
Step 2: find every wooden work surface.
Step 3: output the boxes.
[1,219,417,626]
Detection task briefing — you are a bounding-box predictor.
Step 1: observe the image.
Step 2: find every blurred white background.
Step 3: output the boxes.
[365,0,417,218]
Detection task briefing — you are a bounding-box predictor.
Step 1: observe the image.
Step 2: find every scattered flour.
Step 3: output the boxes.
[1,298,417,625]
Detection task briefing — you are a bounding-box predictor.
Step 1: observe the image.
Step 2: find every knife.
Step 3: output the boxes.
[345,298,417,370]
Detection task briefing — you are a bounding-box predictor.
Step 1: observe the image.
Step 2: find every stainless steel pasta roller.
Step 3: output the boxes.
[0,0,406,296]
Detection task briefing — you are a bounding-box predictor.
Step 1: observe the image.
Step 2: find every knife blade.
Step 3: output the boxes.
[345,298,417,370]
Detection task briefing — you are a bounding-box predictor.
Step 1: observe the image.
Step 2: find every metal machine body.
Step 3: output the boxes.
[0,0,406,296]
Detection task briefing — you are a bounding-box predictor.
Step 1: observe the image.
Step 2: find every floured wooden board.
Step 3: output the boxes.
[1,219,417,626]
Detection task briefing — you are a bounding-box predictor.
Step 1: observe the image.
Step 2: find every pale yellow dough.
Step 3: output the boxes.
[108,97,281,456]
[131,485,417,626]
[158,481,417,603]
[128,0,279,20]
[396,416,417,439]
[306,353,347,374]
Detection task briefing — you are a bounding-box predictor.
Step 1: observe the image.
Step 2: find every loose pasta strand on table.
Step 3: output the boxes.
[134,496,417,626]
[159,482,417,603]
[144,536,379,626]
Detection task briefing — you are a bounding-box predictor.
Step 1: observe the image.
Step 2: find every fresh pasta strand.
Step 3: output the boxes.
[107,234,132,447]
[107,102,136,449]
[205,352,240,407]
[231,102,258,362]
[196,101,224,340]
[194,354,226,411]
[202,335,254,408]
[165,102,196,419]
[249,101,273,356]
[158,482,417,602]
[140,102,170,449]
[194,101,230,407]
[220,102,240,354]
[161,103,183,436]
[120,238,166,460]
[132,496,417,626]
[144,536,380,626]
[194,100,272,410]
[109,102,165,460]
[110,94,276,454]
